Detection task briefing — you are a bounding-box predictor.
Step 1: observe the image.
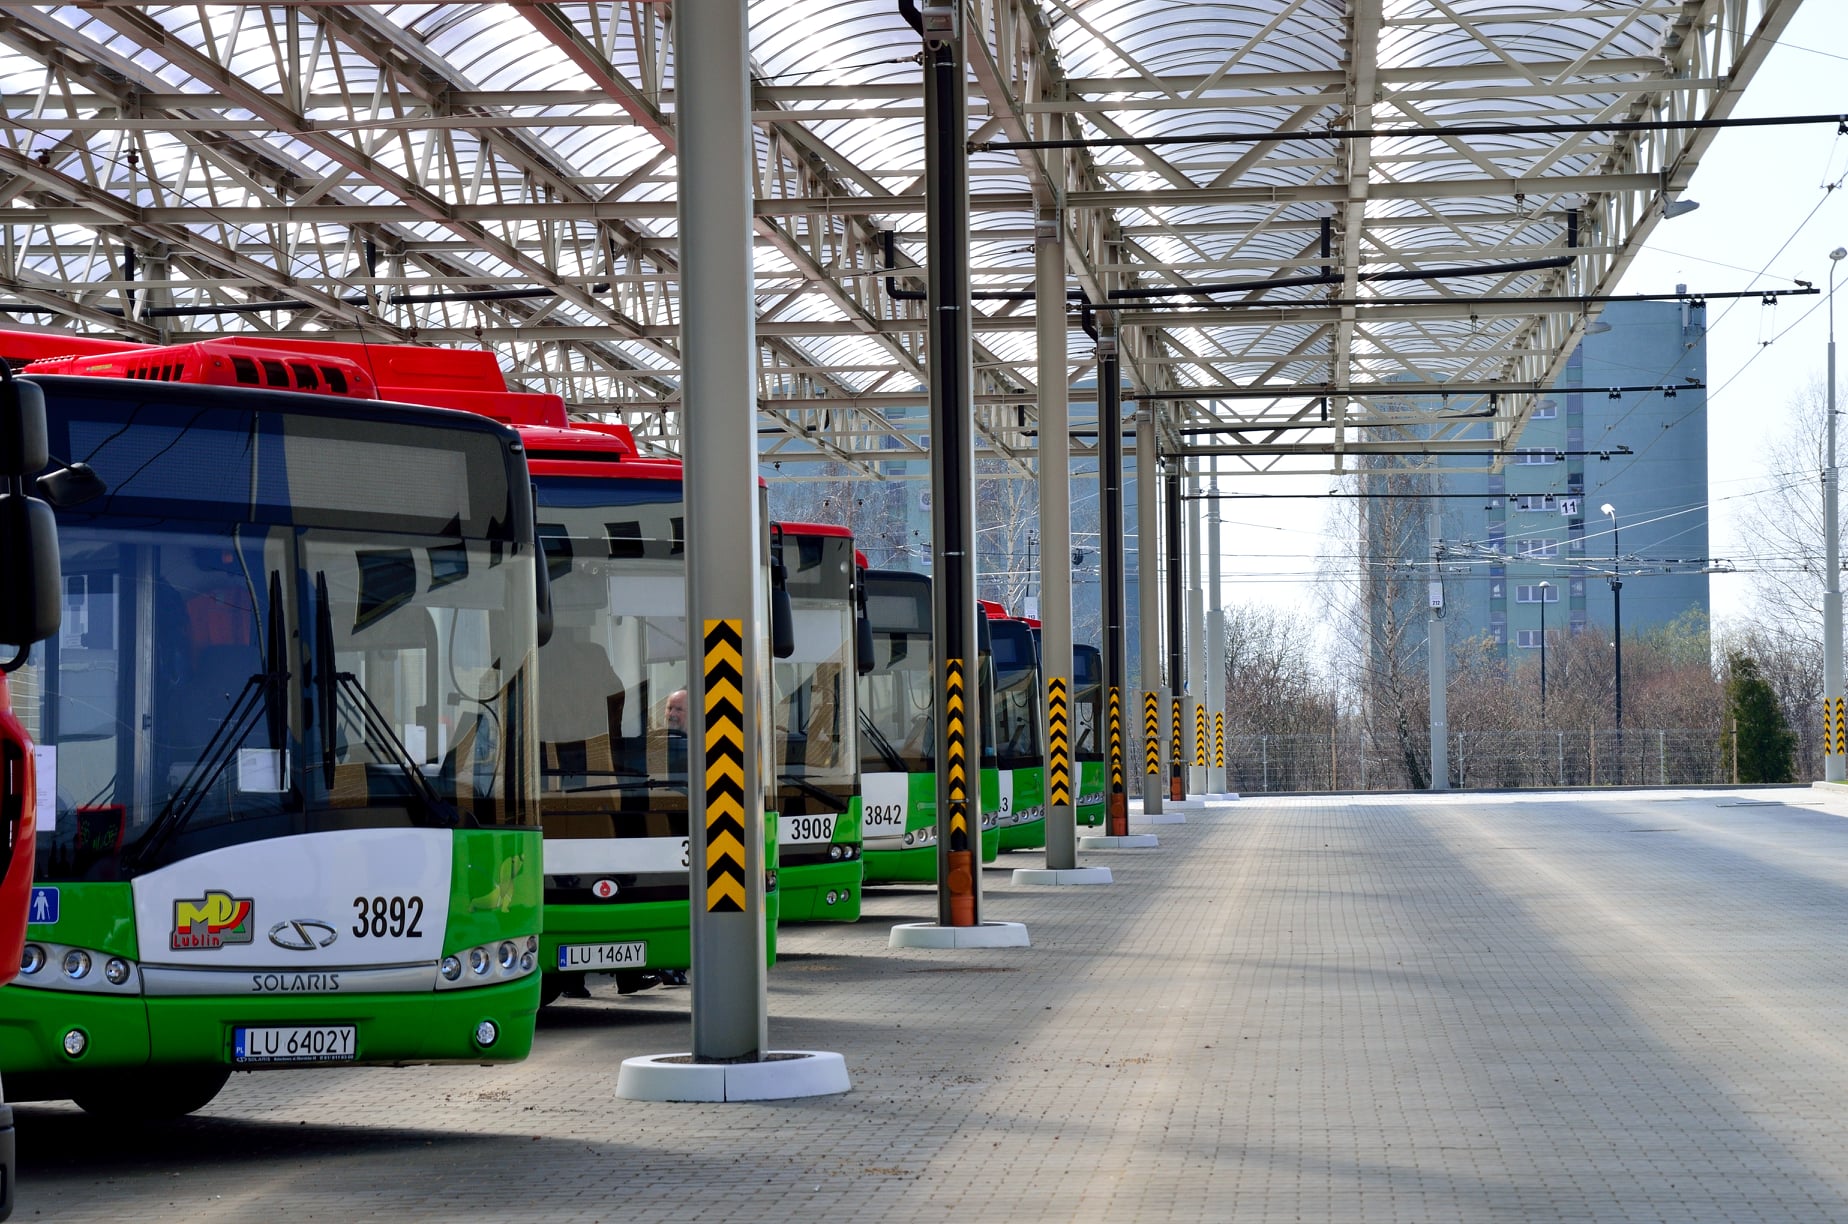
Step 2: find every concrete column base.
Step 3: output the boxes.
[1143,812,1187,824]
[1011,867,1113,886]
[615,1050,850,1102]
[889,921,1031,949]
[1078,833,1160,849]
[1208,792,1241,801]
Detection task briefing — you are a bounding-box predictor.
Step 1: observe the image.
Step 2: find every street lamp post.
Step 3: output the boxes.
[1537,580,1551,717]
[1825,247,1845,782]
[1602,503,1622,782]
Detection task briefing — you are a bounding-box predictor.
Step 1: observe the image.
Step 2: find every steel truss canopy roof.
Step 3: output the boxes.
[0,0,1806,477]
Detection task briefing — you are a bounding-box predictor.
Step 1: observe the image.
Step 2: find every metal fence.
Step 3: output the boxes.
[1209,728,1732,793]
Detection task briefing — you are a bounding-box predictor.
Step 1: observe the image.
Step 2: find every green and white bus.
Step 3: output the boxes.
[857,569,998,883]
[769,524,864,921]
[1073,644,1107,827]
[0,334,546,1116]
[494,408,782,1003]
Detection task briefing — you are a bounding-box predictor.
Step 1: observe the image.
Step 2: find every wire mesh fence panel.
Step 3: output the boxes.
[1222,729,1731,793]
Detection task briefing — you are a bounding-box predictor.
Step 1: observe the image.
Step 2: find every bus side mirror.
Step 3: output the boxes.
[853,567,875,675]
[0,374,59,667]
[0,493,59,659]
[770,555,795,659]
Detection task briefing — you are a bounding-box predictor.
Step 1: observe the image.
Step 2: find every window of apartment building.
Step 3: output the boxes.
[1516,538,1559,558]
[1515,584,1560,602]
[1532,402,1558,419]
[1513,494,1554,512]
[1515,448,1558,465]
[1570,578,1586,598]
[1515,630,1543,648]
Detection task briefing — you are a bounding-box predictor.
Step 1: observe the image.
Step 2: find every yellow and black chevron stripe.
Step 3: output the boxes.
[1827,700,1836,757]
[1170,696,1182,764]
[1832,696,1847,756]
[1194,703,1207,767]
[1108,686,1124,790]
[1214,711,1225,769]
[701,619,748,913]
[945,658,970,847]
[1143,691,1160,775]
[1047,676,1071,807]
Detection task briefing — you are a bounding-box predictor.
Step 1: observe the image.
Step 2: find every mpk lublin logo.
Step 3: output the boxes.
[171,890,255,950]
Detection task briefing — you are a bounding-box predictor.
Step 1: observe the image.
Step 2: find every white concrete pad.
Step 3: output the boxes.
[1208,792,1241,801]
[889,921,1031,949]
[1143,813,1187,824]
[1078,833,1160,849]
[1011,867,1114,886]
[615,1050,851,1102]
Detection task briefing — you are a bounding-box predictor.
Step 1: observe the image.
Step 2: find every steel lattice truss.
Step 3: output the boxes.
[0,0,1801,476]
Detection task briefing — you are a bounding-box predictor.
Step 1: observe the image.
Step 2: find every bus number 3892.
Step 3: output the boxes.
[352,895,425,938]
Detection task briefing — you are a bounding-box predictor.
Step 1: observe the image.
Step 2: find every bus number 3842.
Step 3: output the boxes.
[352,895,425,938]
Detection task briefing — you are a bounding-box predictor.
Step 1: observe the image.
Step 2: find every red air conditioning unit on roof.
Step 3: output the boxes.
[21,338,378,400]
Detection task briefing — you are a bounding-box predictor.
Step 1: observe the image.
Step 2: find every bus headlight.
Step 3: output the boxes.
[498,941,517,970]
[829,845,842,860]
[62,950,91,980]
[62,1028,88,1057]
[440,955,463,981]
[468,947,490,976]
[474,1020,499,1048]
[20,944,45,975]
[519,952,535,973]
[104,957,131,986]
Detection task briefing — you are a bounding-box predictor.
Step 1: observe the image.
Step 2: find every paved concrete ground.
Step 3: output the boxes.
[18,787,1848,1222]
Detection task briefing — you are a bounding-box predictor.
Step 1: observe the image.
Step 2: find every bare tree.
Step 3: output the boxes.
[1322,461,1435,789]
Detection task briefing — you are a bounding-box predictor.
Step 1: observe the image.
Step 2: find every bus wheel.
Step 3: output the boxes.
[72,1067,232,1120]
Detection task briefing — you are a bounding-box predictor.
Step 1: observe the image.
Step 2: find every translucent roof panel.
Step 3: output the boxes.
[0,0,1792,473]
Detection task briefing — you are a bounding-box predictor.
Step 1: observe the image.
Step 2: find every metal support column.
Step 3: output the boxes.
[1427,502,1449,792]
[1136,406,1164,816]
[1099,329,1129,835]
[1165,467,1186,801]
[677,0,767,1060]
[1187,470,1207,795]
[1206,462,1226,794]
[1036,210,1075,870]
[1826,249,1844,780]
[919,2,981,925]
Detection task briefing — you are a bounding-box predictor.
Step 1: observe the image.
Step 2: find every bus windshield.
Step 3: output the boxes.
[859,572,933,774]
[988,619,1042,770]
[532,476,690,836]
[17,382,539,881]
[774,533,858,810]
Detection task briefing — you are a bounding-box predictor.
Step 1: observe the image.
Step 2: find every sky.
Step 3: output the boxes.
[1211,0,1848,632]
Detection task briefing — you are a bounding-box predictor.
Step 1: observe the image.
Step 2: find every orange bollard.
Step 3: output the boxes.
[1107,792,1128,837]
[947,850,975,926]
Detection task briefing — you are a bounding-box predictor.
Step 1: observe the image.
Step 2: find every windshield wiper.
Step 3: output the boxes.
[858,711,907,772]
[778,771,846,808]
[314,570,462,829]
[125,571,290,876]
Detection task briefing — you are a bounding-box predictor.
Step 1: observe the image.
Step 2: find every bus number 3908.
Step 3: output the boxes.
[352,895,425,938]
